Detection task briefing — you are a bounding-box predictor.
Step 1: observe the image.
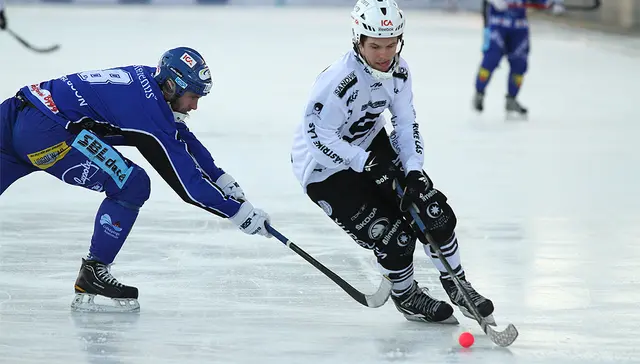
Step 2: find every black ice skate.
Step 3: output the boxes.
[440,277,495,325]
[472,92,484,112]
[71,258,140,312]
[391,281,458,324]
[505,95,528,119]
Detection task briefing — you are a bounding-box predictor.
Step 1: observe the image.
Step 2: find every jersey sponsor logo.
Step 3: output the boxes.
[317,200,333,216]
[306,102,324,119]
[27,141,71,169]
[59,76,88,107]
[346,90,359,107]
[413,123,423,154]
[368,217,390,240]
[355,207,377,231]
[180,52,197,68]
[381,219,402,246]
[100,214,122,239]
[334,218,374,250]
[134,65,158,100]
[28,84,59,114]
[62,160,100,186]
[361,100,387,111]
[313,140,345,164]
[334,71,357,98]
[370,82,382,90]
[72,130,133,189]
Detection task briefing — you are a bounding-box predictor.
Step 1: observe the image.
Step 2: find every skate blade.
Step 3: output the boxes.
[404,313,459,325]
[458,306,496,326]
[505,111,528,121]
[71,293,140,313]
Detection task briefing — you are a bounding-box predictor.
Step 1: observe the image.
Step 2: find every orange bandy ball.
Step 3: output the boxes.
[459,332,475,348]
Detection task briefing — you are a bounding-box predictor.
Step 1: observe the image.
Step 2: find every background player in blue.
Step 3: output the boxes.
[0,47,272,312]
[0,1,6,31]
[472,0,553,117]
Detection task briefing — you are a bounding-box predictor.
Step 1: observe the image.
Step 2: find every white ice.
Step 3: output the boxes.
[1,5,639,364]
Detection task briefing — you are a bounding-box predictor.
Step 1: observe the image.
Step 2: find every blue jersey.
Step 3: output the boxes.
[483,0,547,29]
[20,65,242,219]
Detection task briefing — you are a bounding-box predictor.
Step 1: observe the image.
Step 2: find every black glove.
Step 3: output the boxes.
[400,170,454,231]
[363,152,403,191]
[0,10,6,30]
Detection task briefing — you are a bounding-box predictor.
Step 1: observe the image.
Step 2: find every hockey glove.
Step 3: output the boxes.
[216,173,245,201]
[0,10,6,30]
[229,201,272,238]
[400,171,454,232]
[363,152,403,192]
[488,0,509,11]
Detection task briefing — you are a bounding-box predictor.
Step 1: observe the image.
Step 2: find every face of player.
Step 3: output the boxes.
[170,91,201,114]
[358,36,399,72]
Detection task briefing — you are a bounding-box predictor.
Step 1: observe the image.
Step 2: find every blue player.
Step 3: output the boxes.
[472,0,553,117]
[0,47,272,312]
[0,1,6,31]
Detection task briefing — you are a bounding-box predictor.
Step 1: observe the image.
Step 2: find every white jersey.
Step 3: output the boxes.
[291,50,424,189]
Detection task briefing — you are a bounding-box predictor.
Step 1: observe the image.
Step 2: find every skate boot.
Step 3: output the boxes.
[505,95,528,119]
[391,281,458,324]
[472,92,484,112]
[440,276,495,325]
[71,258,140,312]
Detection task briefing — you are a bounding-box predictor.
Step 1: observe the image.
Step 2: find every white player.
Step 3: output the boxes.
[291,0,495,324]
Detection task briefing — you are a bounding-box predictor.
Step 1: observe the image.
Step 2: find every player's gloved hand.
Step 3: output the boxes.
[399,170,454,231]
[230,201,272,238]
[216,173,245,201]
[363,152,403,192]
[488,0,509,11]
[0,10,7,30]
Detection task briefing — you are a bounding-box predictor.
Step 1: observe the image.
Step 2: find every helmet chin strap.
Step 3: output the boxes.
[354,38,405,80]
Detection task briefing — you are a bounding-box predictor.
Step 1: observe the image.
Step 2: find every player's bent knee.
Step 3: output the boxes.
[107,167,151,209]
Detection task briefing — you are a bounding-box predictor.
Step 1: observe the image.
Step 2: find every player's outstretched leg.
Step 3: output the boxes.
[72,258,139,312]
[390,279,458,324]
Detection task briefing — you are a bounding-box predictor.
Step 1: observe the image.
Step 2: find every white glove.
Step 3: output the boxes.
[488,0,509,11]
[229,201,272,238]
[216,173,246,201]
[551,3,565,15]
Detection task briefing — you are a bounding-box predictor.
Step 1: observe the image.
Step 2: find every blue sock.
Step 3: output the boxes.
[89,198,139,264]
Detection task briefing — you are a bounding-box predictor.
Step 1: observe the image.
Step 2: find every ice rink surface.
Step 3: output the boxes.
[1,4,639,364]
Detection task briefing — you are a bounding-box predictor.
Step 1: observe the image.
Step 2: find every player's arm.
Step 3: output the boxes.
[175,121,247,201]
[129,127,270,236]
[303,95,370,172]
[388,66,424,175]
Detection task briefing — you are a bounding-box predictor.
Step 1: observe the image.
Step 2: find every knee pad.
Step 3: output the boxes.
[107,166,151,209]
[373,219,417,270]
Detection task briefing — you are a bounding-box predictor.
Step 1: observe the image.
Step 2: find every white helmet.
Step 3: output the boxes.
[351,0,405,79]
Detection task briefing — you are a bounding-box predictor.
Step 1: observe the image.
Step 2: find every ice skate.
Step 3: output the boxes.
[505,95,528,119]
[472,91,484,112]
[440,277,495,325]
[71,258,140,313]
[391,281,458,324]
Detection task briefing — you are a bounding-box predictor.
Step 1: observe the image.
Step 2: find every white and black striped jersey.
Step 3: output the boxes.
[291,50,424,189]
